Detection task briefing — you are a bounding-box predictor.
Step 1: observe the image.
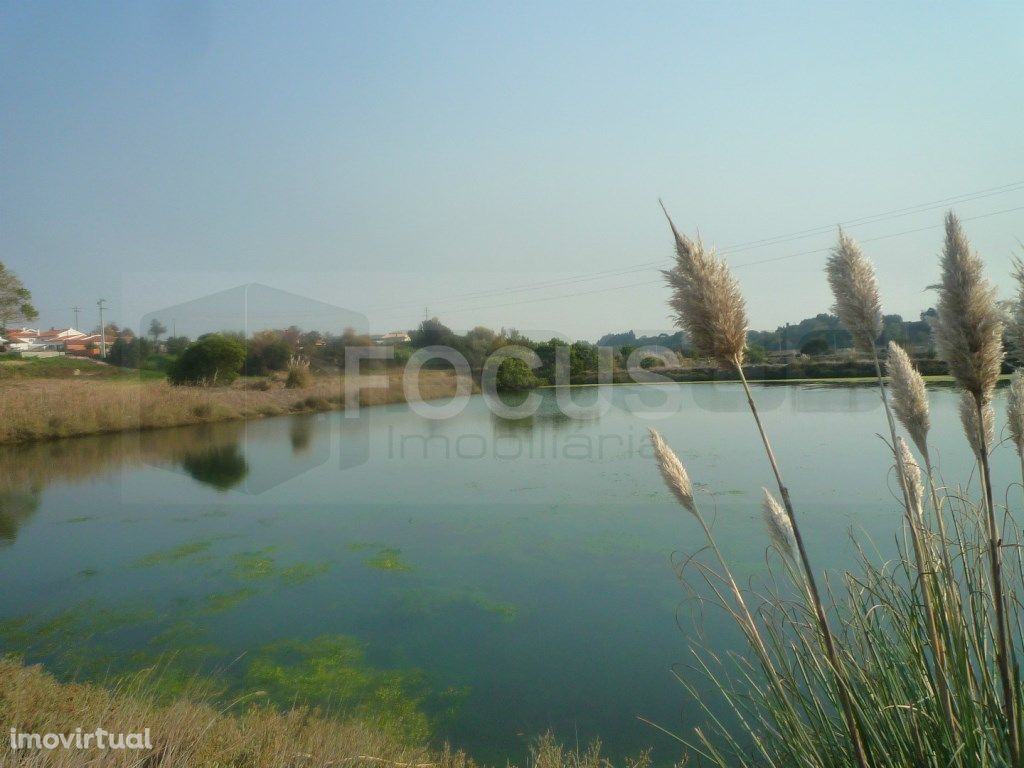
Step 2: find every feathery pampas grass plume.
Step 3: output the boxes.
[959,391,994,460]
[761,488,795,563]
[826,230,883,355]
[887,341,930,457]
[1009,370,1024,457]
[1008,257,1024,358]
[896,437,924,520]
[660,203,748,369]
[649,428,697,516]
[932,212,1004,400]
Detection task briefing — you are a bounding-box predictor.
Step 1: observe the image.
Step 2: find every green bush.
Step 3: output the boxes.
[495,357,540,391]
[168,335,246,386]
[285,363,312,389]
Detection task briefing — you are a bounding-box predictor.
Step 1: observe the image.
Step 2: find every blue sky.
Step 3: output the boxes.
[2,1,1023,340]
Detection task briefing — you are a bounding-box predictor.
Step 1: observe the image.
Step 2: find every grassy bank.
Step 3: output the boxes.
[0,659,649,768]
[0,366,467,445]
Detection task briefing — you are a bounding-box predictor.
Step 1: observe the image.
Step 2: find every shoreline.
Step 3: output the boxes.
[0,370,471,447]
[4,369,1006,448]
[0,658,634,768]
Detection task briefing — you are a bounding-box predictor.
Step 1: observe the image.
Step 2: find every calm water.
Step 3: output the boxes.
[0,382,1014,763]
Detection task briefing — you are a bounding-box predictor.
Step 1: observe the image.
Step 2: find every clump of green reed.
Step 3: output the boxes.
[285,354,312,389]
[652,208,1024,767]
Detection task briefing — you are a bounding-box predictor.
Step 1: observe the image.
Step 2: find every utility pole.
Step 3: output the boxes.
[97,299,107,358]
[72,306,81,329]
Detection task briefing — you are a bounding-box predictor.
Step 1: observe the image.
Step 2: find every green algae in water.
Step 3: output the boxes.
[77,568,99,578]
[245,635,433,743]
[147,620,207,648]
[473,596,518,621]
[345,541,382,553]
[134,539,215,568]
[230,547,278,580]
[279,561,330,586]
[391,587,518,622]
[204,588,258,613]
[366,548,413,572]
[0,602,159,662]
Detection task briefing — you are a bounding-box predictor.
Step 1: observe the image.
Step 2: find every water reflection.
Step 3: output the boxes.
[0,421,253,539]
[489,391,586,438]
[180,443,249,492]
[0,489,40,544]
[289,415,315,454]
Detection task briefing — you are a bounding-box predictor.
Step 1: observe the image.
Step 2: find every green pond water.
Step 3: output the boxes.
[0,382,1012,763]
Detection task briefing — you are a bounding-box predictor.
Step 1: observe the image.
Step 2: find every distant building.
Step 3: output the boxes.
[67,333,117,358]
[4,327,115,358]
[7,327,80,352]
[375,331,411,345]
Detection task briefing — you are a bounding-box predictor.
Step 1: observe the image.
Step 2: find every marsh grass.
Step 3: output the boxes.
[654,210,1024,767]
[0,658,654,768]
[0,657,463,768]
[0,369,468,444]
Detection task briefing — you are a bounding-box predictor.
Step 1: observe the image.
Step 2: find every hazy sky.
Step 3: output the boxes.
[3,1,1023,341]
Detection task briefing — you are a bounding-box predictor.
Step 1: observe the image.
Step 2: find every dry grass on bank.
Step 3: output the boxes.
[0,658,467,768]
[0,660,656,768]
[0,370,469,445]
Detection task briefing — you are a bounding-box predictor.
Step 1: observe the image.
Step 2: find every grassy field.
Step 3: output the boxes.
[0,356,166,381]
[0,358,469,445]
[0,659,644,768]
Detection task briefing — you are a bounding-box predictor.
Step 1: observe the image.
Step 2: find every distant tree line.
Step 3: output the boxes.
[142,317,610,390]
[599,310,942,360]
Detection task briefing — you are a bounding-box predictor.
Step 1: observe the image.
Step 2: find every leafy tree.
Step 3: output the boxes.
[107,336,154,368]
[800,337,831,356]
[244,330,293,375]
[164,336,191,356]
[322,328,376,370]
[569,341,599,376]
[745,344,767,364]
[410,317,454,348]
[0,263,38,332]
[148,318,168,343]
[461,326,499,369]
[495,357,540,391]
[532,338,600,381]
[168,334,246,386]
[533,338,567,381]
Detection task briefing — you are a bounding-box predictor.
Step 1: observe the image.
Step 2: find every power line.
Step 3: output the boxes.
[392,203,1024,319]
[360,179,1024,315]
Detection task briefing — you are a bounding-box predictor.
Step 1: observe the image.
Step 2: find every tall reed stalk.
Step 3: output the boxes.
[826,230,954,732]
[659,203,869,768]
[932,212,1019,764]
[650,206,1024,767]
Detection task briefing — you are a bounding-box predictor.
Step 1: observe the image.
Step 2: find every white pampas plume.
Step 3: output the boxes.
[1007,257,1024,359]
[761,488,796,563]
[932,212,1004,401]
[1009,370,1024,458]
[896,437,924,522]
[887,341,930,458]
[959,391,994,460]
[826,230,883,355]
[649,428,697,517]
[660,204,749,369]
